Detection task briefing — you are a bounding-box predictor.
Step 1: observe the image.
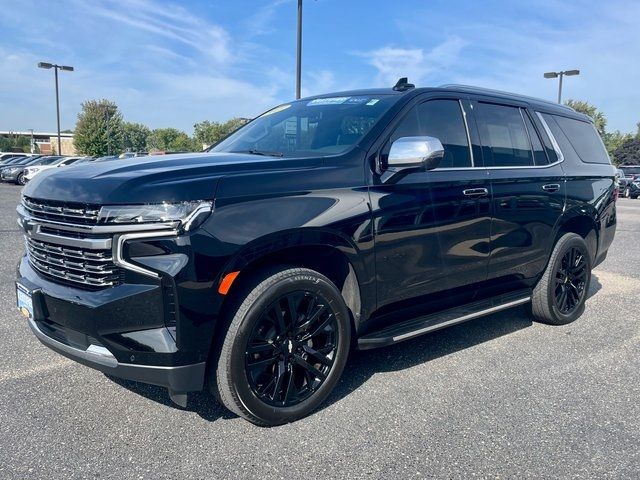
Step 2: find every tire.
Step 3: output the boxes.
[17,173,26,185]
[631,194,638,200]
[531,233,591,325]
[213,267,351,426]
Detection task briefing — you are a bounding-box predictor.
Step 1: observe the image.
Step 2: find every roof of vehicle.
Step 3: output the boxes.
[302,83,589,123]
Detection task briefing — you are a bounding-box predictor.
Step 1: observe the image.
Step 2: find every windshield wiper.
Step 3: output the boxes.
[231,149,284,157]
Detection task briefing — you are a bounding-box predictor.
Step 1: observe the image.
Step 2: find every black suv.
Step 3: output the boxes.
[15,81,616,426]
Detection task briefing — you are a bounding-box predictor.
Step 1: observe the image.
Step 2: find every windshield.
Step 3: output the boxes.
[14,157,35,165]
[620,166,640,176]
[30,157,59,166]
[211,95,397,158]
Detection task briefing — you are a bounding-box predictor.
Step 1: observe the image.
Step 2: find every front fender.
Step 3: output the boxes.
[200,189,375,314]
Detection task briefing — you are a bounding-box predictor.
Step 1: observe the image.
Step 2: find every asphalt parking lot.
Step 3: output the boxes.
[0,182,638,479]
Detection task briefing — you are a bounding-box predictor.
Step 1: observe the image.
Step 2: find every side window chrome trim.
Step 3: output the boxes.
[458,99,475,168]
[535,111,565,164]
[431,110,566,172]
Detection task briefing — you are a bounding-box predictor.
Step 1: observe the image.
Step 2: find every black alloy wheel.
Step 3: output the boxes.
[245,291,338,407]
[553,246,588,314]
[213,267,351,426]
[531,232,591,325]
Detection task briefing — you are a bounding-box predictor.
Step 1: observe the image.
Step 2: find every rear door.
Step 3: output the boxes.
[470,98,566,286]
[369,94,492,308]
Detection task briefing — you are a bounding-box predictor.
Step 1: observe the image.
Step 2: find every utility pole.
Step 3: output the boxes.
[296,0,303,99]
[38,62,74,154]
[544,69,580,104]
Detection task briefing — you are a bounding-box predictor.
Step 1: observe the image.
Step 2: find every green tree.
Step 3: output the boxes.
[604,131,634,164]
[147,128,196,152]
[193,117,249,148]
[73,99,124,156]
[122,122,150,152]
[613,137,640,165]
[564,99,607,136]
[0,134,33,153]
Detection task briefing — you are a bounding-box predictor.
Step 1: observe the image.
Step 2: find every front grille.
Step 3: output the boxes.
[26,237,122,288]
[22,196,101,225]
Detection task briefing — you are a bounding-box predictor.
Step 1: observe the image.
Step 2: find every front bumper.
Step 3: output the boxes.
[1,170,20,182]
[27,312,206,393]
[17,255,210,395]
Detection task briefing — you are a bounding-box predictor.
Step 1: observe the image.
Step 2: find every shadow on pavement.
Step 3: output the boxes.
[107,305,539,423]
[105,375,236,422]
[321,305,534,412]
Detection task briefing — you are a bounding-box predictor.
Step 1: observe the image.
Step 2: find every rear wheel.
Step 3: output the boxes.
[531,233,591,325]
[213,267,351,426]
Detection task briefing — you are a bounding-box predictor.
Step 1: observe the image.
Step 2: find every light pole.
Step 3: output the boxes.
[544,69,580,104]
[38,62,74,155]
[296,0,303,99]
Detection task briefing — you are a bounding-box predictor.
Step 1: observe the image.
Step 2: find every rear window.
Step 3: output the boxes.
[552,115,610,164]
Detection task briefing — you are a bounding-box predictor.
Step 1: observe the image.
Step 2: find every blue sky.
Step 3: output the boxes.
[1,0,638,134]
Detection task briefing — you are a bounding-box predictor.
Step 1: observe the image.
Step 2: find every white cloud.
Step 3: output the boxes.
[387,0,640,132]
[77,0,232,64]
[356,37,467,87]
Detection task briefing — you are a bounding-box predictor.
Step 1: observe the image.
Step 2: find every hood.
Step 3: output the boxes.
[22,152,321,204]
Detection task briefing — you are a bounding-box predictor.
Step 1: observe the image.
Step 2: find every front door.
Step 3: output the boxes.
[369,96,492,309]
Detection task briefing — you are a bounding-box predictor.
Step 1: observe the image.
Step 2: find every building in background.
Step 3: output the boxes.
[0,131,76,155]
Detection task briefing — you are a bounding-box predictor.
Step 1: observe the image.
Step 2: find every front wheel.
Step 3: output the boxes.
[17,173,26,185]
[531,233,591,325]
[213,267,351,426]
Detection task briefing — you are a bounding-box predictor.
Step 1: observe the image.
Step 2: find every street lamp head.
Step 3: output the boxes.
[38,62,54,69]
[544,72,559,79]
[564,69,580,76]
[59,65,74,72]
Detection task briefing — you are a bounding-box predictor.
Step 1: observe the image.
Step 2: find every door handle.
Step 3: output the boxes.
[542,184,560,193]
[462,188,488,197]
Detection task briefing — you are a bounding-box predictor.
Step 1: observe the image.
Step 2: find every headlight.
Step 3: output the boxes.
[7,167,20,174]
[98,200,213,230]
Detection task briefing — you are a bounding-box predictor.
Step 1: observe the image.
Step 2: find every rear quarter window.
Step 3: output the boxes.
[552,115,611,164]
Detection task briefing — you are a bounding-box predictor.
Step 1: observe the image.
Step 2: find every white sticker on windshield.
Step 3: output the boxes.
[262,104,291,116]
[307,97,350,106]
[366,99,379,106]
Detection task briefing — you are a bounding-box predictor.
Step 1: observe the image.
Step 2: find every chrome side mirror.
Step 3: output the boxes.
[387,136,445,171]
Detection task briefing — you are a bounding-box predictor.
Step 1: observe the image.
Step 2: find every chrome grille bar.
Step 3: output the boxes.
[25,236,121,288]
[22,196,101,224]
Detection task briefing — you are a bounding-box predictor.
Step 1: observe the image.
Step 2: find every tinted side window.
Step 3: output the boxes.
[552,115,610,164]
[522,112,548,165]
[475,103,534,167]
[385,99,472,168]
[417,100,471,168]
[532,113,558,163]
[540,113,581,164]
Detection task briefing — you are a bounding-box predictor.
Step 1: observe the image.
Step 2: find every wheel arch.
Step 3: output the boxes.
[215,229,371,334]
[554,209,599,263]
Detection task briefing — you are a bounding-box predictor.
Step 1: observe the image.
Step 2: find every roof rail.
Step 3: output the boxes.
[438,84,576,112]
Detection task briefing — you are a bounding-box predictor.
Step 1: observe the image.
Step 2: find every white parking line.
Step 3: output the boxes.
[0,359,73,383]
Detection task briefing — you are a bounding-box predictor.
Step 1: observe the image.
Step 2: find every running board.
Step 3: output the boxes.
[358,290,531,350]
